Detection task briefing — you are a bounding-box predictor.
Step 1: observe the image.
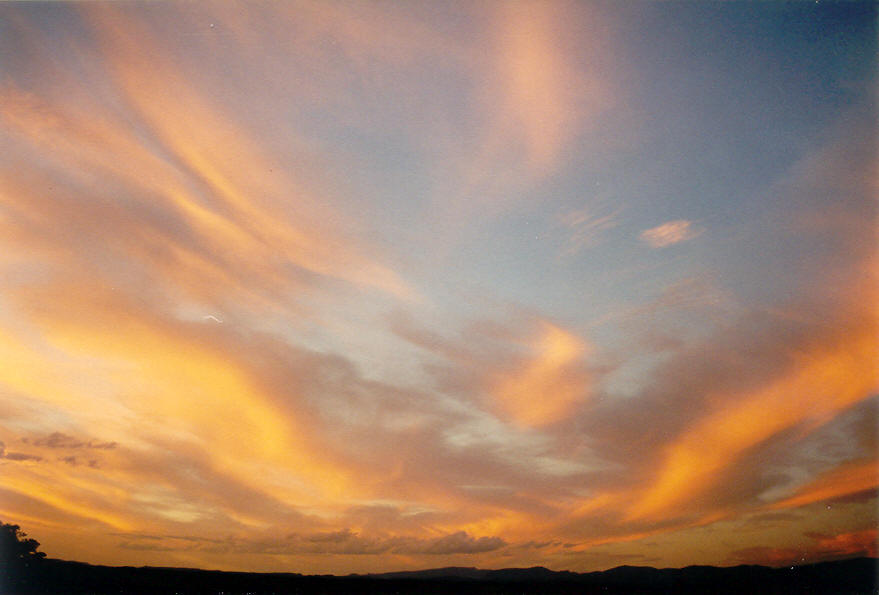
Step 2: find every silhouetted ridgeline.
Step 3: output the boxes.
[2,557,877,594]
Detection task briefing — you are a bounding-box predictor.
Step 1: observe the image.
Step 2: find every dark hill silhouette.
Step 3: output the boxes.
[1,522,876,594]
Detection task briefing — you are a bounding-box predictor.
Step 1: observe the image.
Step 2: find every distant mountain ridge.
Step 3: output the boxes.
[6,556,877,594]
[363,558,877,589]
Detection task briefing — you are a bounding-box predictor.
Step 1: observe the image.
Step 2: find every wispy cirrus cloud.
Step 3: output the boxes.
[559,206,620,255]
[639,220,704,248]
[433,0,618,222]
[0,0,875,577]
[1,9,414,305]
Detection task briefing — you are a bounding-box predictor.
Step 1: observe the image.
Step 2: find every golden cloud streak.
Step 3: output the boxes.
[771,460,878,510]
[20,287,358,507]
[628,329,878,521]
[2,9,412,304]
[2,467,136,532]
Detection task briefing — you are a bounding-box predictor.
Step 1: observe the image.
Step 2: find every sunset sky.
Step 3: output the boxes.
[0,1,876,575]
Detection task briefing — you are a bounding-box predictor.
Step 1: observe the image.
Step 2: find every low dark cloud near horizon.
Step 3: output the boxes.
[117,529,507,557]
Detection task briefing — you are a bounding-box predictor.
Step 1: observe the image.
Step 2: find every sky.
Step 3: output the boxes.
[0,0,876,575]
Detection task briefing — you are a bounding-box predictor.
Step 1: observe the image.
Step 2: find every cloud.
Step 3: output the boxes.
[639,220,703,248]
[58,456,99,468]
[485,1,606,176]
[30,432,116,450]
[117,529,506,557]
[559,206,619,255]
[429,0,618,223]
[624,326,876,521]
[12,284,360,505]
[0,12,414,305]
[0,0,874,575]
[0,279,576,546]
[619,123,878,522]
[559,285,878,530]
[0,440,42,462]
[770,460,878,511]
[391,311,593,429]
[562,109,879,531]
[727,529,877,566]
[2,452,43,462]
[420,531,507,555]
[491,322,591,427]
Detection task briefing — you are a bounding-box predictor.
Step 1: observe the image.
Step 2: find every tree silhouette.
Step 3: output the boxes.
[1,521,47,592]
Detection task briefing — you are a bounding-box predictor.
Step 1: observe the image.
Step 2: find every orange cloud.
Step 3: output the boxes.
[628,327,877,521]
[1,11,412,304]
[1,0,875,576]
[14,283,359,507]
[1,471,136,532]
[728,529,877,566]
[491,322,590,427]
[771,460,878,510]
[808,529,878,558]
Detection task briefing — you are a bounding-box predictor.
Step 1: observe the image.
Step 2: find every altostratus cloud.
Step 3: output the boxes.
[640,220,703,248]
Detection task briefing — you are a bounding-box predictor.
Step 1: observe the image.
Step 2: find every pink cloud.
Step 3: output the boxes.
[639,220,703,248]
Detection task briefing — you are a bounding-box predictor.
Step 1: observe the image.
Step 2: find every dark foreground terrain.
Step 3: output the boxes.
[3,556,876,594]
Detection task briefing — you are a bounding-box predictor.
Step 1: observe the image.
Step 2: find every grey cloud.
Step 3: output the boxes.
[3,451,43,462]
[118,541,180,552]
[747,512,802,524]
[120,529,507,557]
[419,531,506,555]
[0,440,42,462]
[32,432,117,450]
[506,540,559,551]
[306,529,359,544]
